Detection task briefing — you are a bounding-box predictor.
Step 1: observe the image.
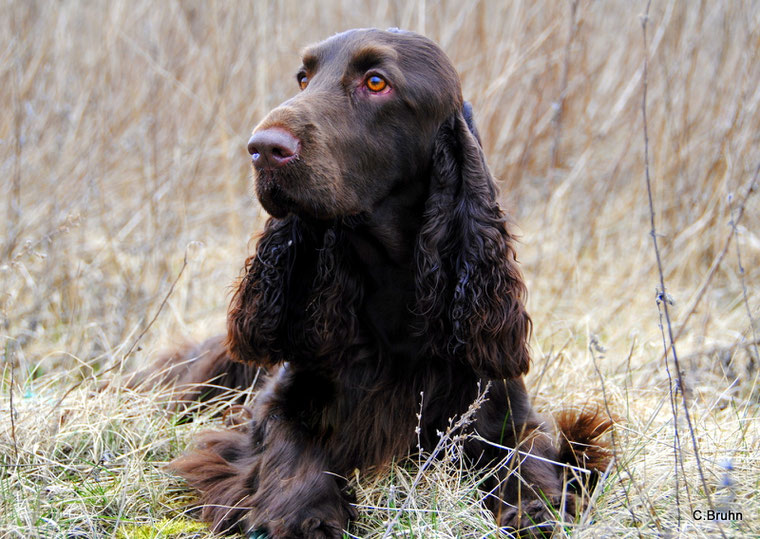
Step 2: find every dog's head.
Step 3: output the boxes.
[248,28,462,219]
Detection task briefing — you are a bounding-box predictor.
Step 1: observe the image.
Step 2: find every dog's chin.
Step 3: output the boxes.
[255,178,334,221]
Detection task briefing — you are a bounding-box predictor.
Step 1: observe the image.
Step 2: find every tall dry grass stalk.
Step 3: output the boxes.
[1,1,758,537]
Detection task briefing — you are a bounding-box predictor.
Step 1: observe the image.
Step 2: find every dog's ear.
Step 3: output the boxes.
[226,215,305,368]
[415,109,531,379]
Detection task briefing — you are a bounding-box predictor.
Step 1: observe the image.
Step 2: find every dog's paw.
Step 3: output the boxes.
[300,516,343,538]
[499,498,567,538]
[264,515,344,539]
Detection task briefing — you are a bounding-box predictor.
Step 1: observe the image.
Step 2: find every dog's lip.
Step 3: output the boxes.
[255,176,340,221]
[254,167,278,186]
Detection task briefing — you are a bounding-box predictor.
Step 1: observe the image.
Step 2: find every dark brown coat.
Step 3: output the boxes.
[161,28,612,538]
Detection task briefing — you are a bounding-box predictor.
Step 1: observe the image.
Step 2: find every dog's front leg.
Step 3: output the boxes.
[171,366,355,538]
[244,412,355,539]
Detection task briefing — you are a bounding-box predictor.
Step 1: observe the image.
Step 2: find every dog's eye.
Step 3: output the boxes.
[366,75,388,92]
[298,75,309,90]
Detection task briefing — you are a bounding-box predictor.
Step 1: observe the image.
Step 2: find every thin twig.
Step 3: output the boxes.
[5,341,19,462]
[551,0,579,168]
[415,391,425,455]
[640,4,724,537]
[656,297,685,525]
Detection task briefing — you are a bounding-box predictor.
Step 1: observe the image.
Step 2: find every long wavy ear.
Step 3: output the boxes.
[226,215,306,368]
[415,109,531,380]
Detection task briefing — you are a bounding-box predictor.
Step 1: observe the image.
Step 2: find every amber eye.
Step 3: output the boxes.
[298,75,309,90]
[366,75,387,92]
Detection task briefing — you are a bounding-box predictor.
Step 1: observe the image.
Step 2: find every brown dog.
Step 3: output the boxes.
[160,28,612,538]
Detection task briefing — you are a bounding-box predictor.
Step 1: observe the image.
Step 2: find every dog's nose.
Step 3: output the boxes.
[248,128,300,169]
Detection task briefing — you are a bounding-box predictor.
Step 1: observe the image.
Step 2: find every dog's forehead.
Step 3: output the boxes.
[301,28,450,71]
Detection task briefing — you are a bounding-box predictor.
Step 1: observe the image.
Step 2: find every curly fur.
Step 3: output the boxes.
[415,112,531,380]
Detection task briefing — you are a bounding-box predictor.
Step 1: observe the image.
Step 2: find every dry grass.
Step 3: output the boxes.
[1,0,758,537]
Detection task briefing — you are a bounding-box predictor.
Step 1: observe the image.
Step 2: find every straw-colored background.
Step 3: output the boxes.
[2,1,758,537]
